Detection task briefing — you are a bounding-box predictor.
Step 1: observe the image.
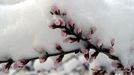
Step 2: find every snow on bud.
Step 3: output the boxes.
[61,31,67,37]
[39,56,47,63]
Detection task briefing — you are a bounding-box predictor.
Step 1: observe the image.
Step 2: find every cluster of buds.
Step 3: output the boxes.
[111,61,124,70]
[111,61,134,75]
[2,60,13,73]
[49,18,66,29]
[50,5,67,16]
[49,5,128,75]
[49,5,98,63]
[49,6,83,44]
[122,65,134,75]
[0,5,123,73]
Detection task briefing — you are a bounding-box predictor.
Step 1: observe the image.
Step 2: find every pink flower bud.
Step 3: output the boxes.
[85,54,89,61]
[54,19,61,26]
[90,26,96,34]
[77,27,82,34]
[49,24,55,29]
[60,19,66,26]
[55,43,62,51]
[96,39,103,48]
[64,38,72,43]
[54,55,64,68]
[82,48,89,61]
[82,48,89,54]
[52,5,59,12]
[64,37,76,43]
[15,61,25,68]
[109,47,114,53]
[69,19,75,28]
[39,56,47,63]
[61,31,67,37]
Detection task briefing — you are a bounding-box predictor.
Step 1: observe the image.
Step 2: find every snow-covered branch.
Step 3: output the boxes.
[0,1,134,75]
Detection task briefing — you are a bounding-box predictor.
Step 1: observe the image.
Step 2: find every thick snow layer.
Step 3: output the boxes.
[0,0,80,61]
[0,0,134,74]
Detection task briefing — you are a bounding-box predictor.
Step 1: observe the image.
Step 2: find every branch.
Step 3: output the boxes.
[0,48,81,64]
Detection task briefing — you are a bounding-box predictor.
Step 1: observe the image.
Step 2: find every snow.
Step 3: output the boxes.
[63,58,80,73]
[0,0,134,74]
[34,58,54,71]
[0,0,25,5]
